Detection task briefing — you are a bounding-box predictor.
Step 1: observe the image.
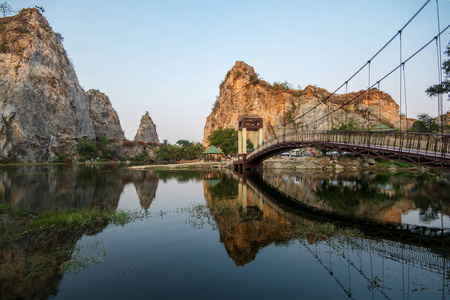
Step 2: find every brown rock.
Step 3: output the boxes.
[203,61,407,147]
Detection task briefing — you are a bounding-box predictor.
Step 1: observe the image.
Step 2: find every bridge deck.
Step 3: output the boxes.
[241,130,450,170]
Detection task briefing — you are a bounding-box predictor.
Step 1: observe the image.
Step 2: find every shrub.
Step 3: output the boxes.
[250,73,260,85]
[122,140,135,147]
[0,43,7,54]
[55,32,64,42]
[77,138,97,156]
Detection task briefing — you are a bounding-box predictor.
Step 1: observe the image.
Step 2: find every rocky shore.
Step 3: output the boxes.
[129,155,435,174]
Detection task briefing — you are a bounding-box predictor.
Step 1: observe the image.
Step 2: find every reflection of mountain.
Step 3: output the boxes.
[202,171,450,268]
[263,170,450,226]
[202,176,298,266]
[0,225,100,300]
[0,165,160,300]
[0,165,126,210]
[133,171,159,210]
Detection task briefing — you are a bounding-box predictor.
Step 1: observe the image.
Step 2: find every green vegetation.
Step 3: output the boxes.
[76,137,97,159]
[426,41,450,101]
[272,81,293,90]
[374,158,417,169]
[0,203,150,281]
[0,2,12,17]
[207,128,253,155]
[211,95,219,111]
[55,32,64,42]
[250,73,260,85]
[410,113,440,133]
[155,139,204,161]
[331,118,358,131]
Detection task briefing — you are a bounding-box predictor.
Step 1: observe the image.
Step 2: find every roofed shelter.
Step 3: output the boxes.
[203,145,223,161]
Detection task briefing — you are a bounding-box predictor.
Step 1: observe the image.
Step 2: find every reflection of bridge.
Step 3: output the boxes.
[236,172,450,273]
[235,129,450,171]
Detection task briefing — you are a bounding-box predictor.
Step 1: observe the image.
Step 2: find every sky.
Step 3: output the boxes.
[10,0,450,143]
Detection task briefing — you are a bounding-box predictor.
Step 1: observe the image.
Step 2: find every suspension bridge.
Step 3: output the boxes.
[232,0,450,171]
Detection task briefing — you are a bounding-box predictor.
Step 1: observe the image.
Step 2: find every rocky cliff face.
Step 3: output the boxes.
[203,61,404,146]
[134,112,159,143]
[87,89,125,140]
[0,9,95,162]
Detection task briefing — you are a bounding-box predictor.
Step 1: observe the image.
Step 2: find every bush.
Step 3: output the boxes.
[122,140,135,147]
[77,138,97,156]
[250,73,260,85]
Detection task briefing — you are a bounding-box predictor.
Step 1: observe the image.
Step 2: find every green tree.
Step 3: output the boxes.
[207,128,237,155]
[331,118,358,131]
[426,41,450,100]
[410,113,439,133]
[0,2,12,17]
[77,138,98,159]
[156,140,204,161]
[207,128,254,155]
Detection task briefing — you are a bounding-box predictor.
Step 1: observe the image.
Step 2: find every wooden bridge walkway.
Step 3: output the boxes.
[236,130,450,171]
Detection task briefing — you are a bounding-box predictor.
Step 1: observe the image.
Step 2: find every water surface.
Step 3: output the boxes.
[0,165,449,299]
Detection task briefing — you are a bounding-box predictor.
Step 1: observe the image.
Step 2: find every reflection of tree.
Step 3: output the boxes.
[206,175,238,201]
[0,213,108,299]
[315,180,386,215]
[155,170,205,183]
[407,174,450,223]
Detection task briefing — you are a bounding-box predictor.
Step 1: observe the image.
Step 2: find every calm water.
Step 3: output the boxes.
[1,164,449,299]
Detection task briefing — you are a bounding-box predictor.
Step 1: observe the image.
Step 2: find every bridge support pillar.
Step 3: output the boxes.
[234,116,264,172]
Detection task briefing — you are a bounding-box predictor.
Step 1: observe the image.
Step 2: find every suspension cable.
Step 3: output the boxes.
[301,23,450,128]
[378,81,381,125]
[284,0,432,127]
[368,60,371,129]
[402,63,408,123]
[399,30,403,134]
[436,0,444,133]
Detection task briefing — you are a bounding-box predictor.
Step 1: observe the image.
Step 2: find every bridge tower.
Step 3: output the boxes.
[235,116,263,171]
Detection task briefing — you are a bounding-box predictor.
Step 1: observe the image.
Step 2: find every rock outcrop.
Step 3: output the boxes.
[87,89,125,140]
[134,112,159,143]
[203,61,405,146]
[0,9,95,162]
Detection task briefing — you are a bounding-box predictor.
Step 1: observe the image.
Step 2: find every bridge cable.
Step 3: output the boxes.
[435,0,444,135]
[281,0,432,128]
[378,81,381,125]
[301,23,450,128]
[368,60,371,129]
[402,63,408,124]
[399,30,403,135]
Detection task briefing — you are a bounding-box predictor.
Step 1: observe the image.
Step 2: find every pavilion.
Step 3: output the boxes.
[203,145,223,162]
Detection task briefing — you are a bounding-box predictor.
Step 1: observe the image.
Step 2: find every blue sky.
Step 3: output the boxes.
[11,0,450,142]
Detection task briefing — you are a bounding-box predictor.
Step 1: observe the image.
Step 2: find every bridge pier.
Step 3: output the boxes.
[234,153,263,172]
[234,116,264,172]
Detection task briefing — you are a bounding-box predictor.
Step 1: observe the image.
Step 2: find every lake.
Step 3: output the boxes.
[0,164,449,299]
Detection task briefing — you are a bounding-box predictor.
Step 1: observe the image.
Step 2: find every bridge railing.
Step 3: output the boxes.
[248,130,449,160]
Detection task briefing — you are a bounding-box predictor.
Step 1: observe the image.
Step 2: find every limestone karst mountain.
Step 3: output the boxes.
[0,9,94,161]
[134,111,159,143]
[0,9,127,162]
[202,61,406,146]
[87,89,125,141]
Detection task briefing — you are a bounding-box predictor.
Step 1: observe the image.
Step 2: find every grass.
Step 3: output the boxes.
[375,158,417,169]
[0,203,153,284]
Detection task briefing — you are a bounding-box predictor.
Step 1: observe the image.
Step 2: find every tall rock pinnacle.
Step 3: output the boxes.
[134,112,159,143]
